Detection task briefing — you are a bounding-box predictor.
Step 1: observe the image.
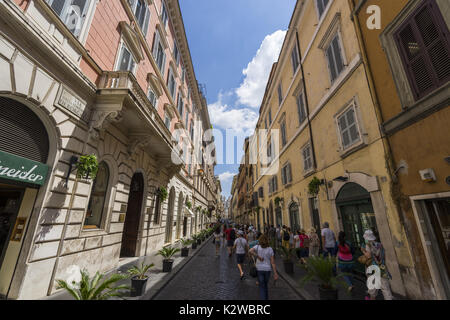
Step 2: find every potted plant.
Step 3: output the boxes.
[299,255,349,300]
[180,238,191,257]
[191,235,198,249]
[156,246,180,272]
[274,197,283,207]
[56,269,129,300]
[158,187,168,202]
[308,176,322,196]
[280,246,295,274]
[186,200,192,210]
[76,155,99,180]
[127,262,154,297]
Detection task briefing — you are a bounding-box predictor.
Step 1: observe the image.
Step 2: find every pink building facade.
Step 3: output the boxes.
[0,0,217,299]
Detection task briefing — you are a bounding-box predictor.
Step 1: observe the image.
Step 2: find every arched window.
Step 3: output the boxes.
[84,161,110,229]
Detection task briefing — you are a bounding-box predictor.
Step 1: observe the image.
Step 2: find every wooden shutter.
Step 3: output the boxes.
[395,0,450,99]
[0,97,49,163]
[287,163,292,183]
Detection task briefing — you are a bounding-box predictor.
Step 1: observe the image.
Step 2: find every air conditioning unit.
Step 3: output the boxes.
[419,168,436,182]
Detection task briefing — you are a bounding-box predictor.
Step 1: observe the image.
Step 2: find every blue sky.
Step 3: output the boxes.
[180,0,296,198]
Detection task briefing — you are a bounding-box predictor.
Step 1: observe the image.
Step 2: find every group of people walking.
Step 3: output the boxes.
[213,221,393,301]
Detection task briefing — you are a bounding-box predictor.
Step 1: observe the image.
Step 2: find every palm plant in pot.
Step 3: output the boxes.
[127,262,154,297]
[191,234,198,249]
[280,246,295,274]
[56,269,129,300]
[180,238,192,257]
[299,255,349,300]
[156,246,180,272]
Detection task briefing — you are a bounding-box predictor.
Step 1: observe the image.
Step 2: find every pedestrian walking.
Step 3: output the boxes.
[225,225,236,257]
[282,226,290,249]
[308,227,320,257]
[298,229,310,264]
[233,230,249,280]
[289,228,294,249]
[276,225,281,249]
[321,222,336,257]
[337,231,354,292]
[247,227,256,243]
[293,230,301,259]
[222,224,227,248]
[214,227,222,257]
[361,230,393,300]
[249,234,279,300]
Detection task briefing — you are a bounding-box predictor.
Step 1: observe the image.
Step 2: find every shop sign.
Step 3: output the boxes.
[0,150,49,186]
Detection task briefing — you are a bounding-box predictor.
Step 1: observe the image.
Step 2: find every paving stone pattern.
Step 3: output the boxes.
[153,239,303,300]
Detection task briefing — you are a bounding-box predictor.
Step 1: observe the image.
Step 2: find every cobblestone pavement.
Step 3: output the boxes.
[153,238,303,300]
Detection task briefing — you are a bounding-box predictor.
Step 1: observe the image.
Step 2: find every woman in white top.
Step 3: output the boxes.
[249,234,279,300]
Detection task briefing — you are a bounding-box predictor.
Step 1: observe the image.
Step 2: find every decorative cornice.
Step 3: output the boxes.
[119,21,145,62]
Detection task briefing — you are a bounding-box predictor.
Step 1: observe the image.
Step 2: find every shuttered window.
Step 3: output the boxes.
[278,83,283,106]
[282,163,292,185]
[129,0,150,36]
[297,92,307,124]
[281,120,287,147]
[395,0,450,100]
[317,0,330,19]
[302,144,313,172]
[0,97,49,163]
[326,34,345,82]
[291,44,300,74]
[337,106,361,150]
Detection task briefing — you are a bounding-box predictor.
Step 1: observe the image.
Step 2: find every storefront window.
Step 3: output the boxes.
[84,161,109,228]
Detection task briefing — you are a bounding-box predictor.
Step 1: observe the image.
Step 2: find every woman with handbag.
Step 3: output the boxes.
[249,234,279,300]
[337,231,354,292]
[360,230,393,300]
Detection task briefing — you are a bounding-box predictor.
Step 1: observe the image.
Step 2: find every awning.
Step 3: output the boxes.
[184,207,195,218]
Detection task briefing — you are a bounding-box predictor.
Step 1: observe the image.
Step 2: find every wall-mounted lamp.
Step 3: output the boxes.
[65,156,79,186]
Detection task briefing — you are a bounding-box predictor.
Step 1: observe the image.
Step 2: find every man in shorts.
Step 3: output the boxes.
[225,225,236,257]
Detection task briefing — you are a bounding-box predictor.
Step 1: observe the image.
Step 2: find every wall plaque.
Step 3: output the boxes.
[56,86,86,118]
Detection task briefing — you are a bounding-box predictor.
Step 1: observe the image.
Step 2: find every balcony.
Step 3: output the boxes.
[93,71,183,176]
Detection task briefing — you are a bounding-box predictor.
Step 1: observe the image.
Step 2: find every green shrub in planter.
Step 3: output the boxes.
[156,247,180,273]
[56,269,129,300]
[127,262,154,297]
[76,155,99,180]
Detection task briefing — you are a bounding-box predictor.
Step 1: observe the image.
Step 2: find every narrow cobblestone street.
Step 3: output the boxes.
[153,238,303,300]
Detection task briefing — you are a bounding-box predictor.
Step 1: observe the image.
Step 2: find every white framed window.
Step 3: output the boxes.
[128,0,150,36]
[168,68,176,100]
[297,91,307,125]
[278,83,283,106]
[336,102,362,151]
[177,94,183,116]
[281,163,292,185]
[164,112,171,129]
[160,0,168,27]
[316,0,330,19]
[45,0,95,40]
[325,33,345,83]
[152,30,166,76]
[147,86,158,108]
[173,39,180,66]
[185,111,189,127]
[115,42,136,73]
[281,120,287,147]
[302,143,313,173]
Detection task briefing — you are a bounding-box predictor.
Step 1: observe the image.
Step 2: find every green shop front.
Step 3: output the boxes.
[0,97,50,298]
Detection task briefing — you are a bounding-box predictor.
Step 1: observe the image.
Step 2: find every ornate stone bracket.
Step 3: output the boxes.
[127,134,154,156]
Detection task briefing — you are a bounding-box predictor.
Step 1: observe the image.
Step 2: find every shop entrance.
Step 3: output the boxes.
[336,183,377,275]
[120,173,144,257]
[0,185,24,270]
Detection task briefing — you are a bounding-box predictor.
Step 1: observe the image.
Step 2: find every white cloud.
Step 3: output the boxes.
[236,29,287,108]
[218,171,235,183]
[209,93,258,132]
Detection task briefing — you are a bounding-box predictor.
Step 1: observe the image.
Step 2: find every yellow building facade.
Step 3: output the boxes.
[250,0,418,298]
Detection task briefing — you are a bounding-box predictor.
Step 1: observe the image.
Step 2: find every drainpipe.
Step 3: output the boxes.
[295,30,317,170]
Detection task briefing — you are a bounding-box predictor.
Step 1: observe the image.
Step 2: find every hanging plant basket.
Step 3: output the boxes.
[158,187,168,202]
[186,200,192,209]
[274,197,283,207]
[76,155,99,180]
[308,177,321,196]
